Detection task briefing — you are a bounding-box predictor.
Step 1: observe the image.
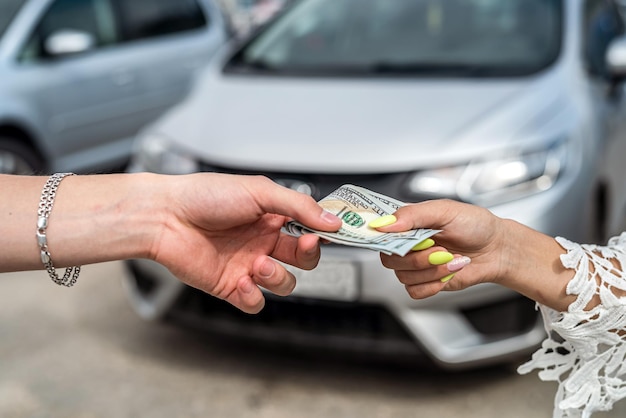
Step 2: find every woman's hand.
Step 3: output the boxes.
[374,199,573,311]
[375,199,504,299]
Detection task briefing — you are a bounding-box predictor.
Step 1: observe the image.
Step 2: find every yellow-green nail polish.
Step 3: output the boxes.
[428,251,454,265]
[440,273,455,283]
[368,215,397,229]
[412,238,435,251]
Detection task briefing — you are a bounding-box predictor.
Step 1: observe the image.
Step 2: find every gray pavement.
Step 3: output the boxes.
[1,262,625,418]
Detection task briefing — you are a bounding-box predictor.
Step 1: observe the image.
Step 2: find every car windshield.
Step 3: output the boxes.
[228,0,563,77]
[0,0,27,38]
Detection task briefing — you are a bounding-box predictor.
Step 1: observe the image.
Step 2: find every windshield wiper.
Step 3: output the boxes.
[224,59,529,78]
[366,62,495,76]
[226,57,281,73]
[370,61,544,77]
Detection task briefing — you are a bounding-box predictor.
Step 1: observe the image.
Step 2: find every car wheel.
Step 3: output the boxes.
[122,259,185,321]
[0,137,44,174]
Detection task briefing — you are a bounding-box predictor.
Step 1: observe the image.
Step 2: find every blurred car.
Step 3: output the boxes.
[124,0,626,369]
[0,0,230,174]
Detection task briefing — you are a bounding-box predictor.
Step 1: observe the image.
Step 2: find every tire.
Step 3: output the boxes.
[0,137,44,174]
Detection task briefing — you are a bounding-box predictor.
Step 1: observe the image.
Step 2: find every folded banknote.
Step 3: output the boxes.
[283,184,439,256]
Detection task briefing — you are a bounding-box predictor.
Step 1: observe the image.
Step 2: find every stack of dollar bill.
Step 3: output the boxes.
[283,184,440,256]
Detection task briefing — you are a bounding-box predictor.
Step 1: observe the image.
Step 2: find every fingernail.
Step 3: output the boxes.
[428,251,454,265]
[447,256,471,272]
[440,273,455,283]
[368,215,397,229]
[321,210,340,224]
[412,238,435,251]
[241,279,255,294]
[259,259,275,278]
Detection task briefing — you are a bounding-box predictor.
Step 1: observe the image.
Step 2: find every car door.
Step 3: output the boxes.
[11,0,145,169]
[110,0,226,126]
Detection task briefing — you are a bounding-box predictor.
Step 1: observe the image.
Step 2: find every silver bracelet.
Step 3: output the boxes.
[36,173,81,287]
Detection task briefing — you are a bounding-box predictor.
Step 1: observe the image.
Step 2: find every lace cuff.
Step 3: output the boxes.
[518,232,626,418]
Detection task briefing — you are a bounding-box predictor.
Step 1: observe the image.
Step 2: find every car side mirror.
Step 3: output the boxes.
[606,35,626,81]
[44,29,96,57]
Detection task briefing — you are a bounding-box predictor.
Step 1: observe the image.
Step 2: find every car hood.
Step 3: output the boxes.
[155,65,570,173]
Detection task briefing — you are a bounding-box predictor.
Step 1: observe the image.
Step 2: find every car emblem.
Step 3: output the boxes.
[274,179,318,198]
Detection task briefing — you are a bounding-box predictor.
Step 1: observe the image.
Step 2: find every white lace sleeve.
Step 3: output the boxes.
[517,232,626,418]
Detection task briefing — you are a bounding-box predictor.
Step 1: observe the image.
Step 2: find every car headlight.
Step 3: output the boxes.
[404,139,568,206]
[130,133,199,175]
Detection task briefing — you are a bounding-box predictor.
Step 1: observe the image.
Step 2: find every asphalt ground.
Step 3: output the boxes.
[2,262,625,418]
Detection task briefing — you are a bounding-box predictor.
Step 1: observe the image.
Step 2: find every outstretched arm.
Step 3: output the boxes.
[0,173,341,313]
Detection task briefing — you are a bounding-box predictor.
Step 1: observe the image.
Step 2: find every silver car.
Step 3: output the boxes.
[125,0,626,369]
[0,0,229,174]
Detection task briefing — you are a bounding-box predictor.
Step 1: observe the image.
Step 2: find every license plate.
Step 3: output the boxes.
[284,260,359,301]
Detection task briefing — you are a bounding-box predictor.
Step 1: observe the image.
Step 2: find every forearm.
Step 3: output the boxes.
[0,173,166,272]
[497,218,576,311]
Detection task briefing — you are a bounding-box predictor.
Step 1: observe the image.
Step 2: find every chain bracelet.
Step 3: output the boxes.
[36,173,81,287]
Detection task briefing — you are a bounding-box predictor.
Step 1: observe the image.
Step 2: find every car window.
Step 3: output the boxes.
[229,0,563,77]
[17,0,208,64]
[0,0,28,37]
[113,0,207,42]
[19,0,118,62]
[583,0,625,78]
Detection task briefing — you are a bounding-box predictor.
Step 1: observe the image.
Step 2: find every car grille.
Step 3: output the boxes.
[127,261,541,366]
[165,285,540,359]
[167,286,425,359]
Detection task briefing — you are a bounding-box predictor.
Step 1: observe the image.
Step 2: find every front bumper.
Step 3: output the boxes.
[123,244,545,370]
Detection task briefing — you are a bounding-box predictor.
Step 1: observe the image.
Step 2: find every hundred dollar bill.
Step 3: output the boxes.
[283,184,440,256]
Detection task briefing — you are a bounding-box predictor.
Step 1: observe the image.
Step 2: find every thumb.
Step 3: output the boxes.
[376,199,460,232]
